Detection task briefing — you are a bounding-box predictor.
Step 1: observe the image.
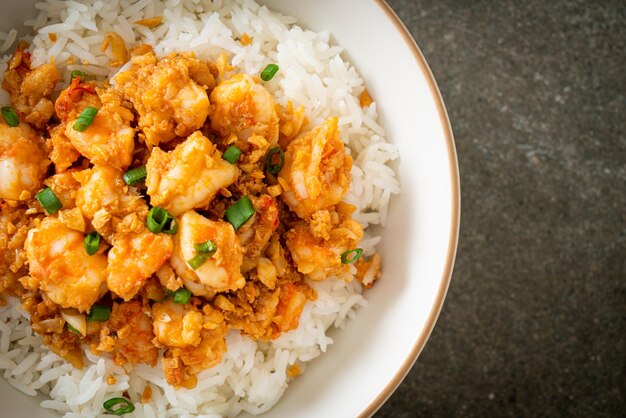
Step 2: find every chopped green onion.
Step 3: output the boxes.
[67,324,80,335]
[225,196,255,230]
[72,106,98,132]
[35,187,63,214]
[146,206,175,234]
[122,165,147,186]
[103,397,135,416]
[341,248,363,264]
[84,231,101,256]
[147,207,168,233]
[70,70,86,80]
[172,288,192,304]
[88,305,110,322]
[187,252,210,270]
[222,145,242,164]
[194,240,217,254]
[1,106,19,127]
[146,207,177,234]
[260,63,279,81]
[265,147,284,175]
[187,241,216,270]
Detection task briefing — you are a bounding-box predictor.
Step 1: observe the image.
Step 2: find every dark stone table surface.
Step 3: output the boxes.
[375,0,625,417]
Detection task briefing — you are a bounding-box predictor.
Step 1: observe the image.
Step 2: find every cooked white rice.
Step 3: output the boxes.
[0,1,400,417]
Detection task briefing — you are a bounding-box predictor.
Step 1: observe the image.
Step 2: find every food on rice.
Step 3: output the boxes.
[3,43,369,387]
[0,1,400,416]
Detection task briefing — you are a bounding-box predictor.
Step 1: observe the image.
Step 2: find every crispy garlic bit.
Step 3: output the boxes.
[47,124,80,173]
[101,32,129,67]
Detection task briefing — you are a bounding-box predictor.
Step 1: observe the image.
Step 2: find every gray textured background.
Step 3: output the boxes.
[375,0,625,417]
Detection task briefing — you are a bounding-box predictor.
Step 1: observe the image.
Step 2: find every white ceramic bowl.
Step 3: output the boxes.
[0,1,459,417]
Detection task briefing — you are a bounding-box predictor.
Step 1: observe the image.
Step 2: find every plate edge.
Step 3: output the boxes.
[359,1,461,417]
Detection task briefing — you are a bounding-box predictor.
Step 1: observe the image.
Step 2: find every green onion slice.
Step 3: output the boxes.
[194,240,217,254]
[103,397,135,415]
[84,231,101,256]
[341,248,363,264]
[265,147,284,175]
[187,252,210,270]
[87,304,110,322]
[35,187,63,215]
[260,63,279,81]
[70,70,86,80]
[146,207,177,234]
[187,241,217,270]
[72,106,98,132]
[1,106,19,127]
[147,207,168,233]
[67,324,80,335]
[122,165,147,186]
[225,196,255,231]
[222,145,242,164]
[172,288,192,304]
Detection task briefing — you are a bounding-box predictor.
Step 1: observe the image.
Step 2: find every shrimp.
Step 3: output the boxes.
[2,49,60,129]
[64,88,135,170]
[208,73,279,143]
[152,300,203,348]
[0,122,50,201]
[24,217,108,312]
[145,131,238,217]
[74,165,148,240]
[170,210,245,295]
[278,117,352,219]
[285,205,363,281]
[97,301,159,366]
[114,51,214,147]
[107,228,173,301]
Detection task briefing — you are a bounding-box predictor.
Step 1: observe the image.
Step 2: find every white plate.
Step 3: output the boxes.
[0,1,459,417]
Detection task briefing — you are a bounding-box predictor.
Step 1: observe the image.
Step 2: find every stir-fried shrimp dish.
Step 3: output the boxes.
[0,44,381,388]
